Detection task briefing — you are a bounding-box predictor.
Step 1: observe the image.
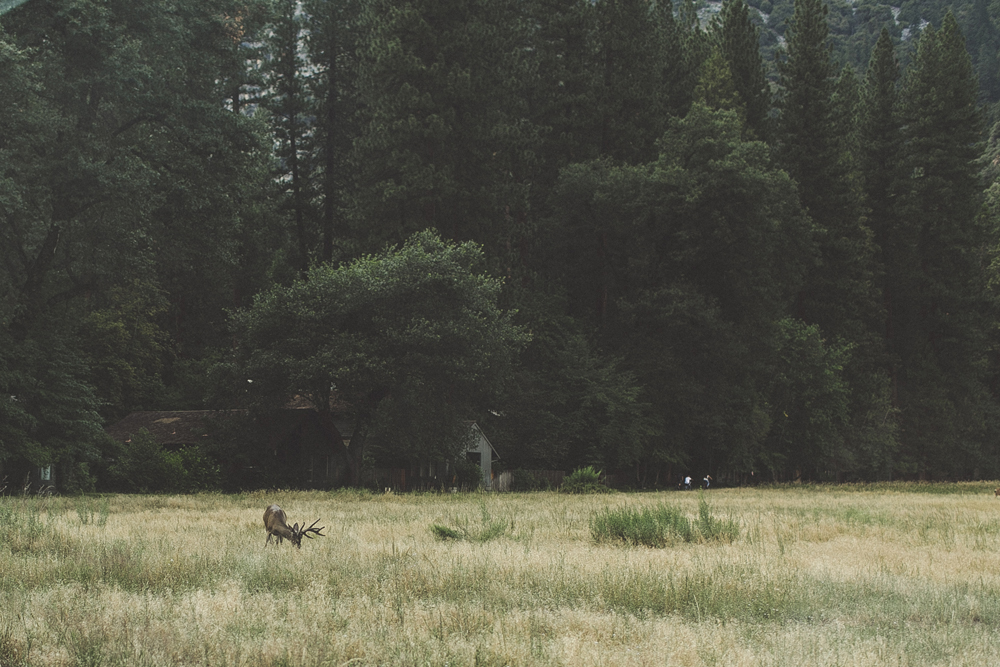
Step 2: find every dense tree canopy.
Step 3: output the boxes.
[3,0,1000,490]
[229,231,528,485]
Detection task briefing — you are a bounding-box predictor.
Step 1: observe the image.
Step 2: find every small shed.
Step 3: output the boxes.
[466,421,500,489]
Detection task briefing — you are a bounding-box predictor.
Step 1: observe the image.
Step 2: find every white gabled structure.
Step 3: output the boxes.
[466,421,500,489]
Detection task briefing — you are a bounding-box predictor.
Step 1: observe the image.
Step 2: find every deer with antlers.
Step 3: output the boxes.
[263,504,325,548]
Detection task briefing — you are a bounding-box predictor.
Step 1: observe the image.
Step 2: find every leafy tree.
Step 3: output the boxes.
[544,105,815,476]
[229,230,528,486]
[487,293,650,471]
[0,0,275,487]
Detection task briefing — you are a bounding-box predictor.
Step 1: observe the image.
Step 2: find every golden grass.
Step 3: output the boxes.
[2,484,1000,666]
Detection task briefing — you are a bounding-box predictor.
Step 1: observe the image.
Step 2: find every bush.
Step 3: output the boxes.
[508,469,551,491]
[104,430,220,493]
[177,446,221,492]
[561,466,610,494]
[451,458,482,489]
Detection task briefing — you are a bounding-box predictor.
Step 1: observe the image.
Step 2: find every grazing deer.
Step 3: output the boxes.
[263,504,325,548]
[994,488,1000,497]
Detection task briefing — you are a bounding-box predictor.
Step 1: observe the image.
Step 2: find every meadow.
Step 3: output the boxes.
[2,483,1000,666]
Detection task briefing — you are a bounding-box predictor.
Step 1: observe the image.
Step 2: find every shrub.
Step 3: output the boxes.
[561,466,610,494]
[508,469,551,491]
[177,446,221,492]
[104,430,220,493]
[451,458,482,489]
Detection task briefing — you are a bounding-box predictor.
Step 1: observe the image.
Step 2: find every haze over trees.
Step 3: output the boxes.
[2,0,1000,490]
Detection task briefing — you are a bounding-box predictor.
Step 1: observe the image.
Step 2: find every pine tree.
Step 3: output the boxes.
[303,0,363,263]
[262,0,314,273]
[859,29,905,439]
[894,13,992,477]
[590,0,702,164]
[777,0,893,478]
[718,0,771,140]
[352,0,533,252]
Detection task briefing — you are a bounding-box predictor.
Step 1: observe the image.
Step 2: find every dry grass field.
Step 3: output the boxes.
[2,484,1000,666]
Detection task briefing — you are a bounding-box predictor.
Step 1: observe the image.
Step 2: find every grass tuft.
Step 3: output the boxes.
[592,494,739,547]
[430,499,514,542]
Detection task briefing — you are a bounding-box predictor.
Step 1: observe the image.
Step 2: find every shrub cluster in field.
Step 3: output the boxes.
[591,495,739,547]
[560,466,611,494]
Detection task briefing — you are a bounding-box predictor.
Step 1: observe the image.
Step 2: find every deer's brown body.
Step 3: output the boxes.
[263,504,325,548]
[994,488,1000,497]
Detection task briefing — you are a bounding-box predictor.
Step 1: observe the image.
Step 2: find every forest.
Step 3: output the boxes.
[3,0,1000,491]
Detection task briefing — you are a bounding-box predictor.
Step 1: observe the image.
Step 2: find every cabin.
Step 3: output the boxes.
[105,409,348,488]
[368,421,500,491]
[105,410,498,490]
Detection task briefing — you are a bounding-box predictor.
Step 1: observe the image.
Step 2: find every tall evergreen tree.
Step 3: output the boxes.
[777,0,893,478]
[263,0,314,274]
[718,0,771,140]
[352,0,534,254]
[303,0,363,263]
[594,0,697,164]
[894,13,993,477]
[859,29,905,452]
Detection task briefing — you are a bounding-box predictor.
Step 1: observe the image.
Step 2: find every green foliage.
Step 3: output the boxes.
[505,470,553,492]
[695,495,741,542]
[3,0,1000,489]
[591,503,695,546]
[103,430,219,494]
[450,458,483,489]
[591,495,739,547]
[230,230,529,485]
[430,500,514,542]
[560,466,610,494]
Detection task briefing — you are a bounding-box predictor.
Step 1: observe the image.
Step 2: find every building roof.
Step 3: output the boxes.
[105,410,240,445]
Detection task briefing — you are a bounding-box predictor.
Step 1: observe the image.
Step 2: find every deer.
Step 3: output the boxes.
[263,504,325,548]
[994,488,1000,497]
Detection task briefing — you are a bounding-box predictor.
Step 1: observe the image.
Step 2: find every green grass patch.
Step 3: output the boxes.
[430,499,514,543]
[592,494,739,547]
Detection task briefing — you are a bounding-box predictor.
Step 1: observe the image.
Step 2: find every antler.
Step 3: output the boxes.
[300,519,325,539]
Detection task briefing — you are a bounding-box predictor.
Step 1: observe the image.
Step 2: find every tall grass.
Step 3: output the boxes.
[591,493,738,546]
[2,485,1000,665]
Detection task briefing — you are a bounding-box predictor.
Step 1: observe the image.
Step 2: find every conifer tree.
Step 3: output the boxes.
[777,0,893,477]
[859,29,905,436]
[303,0,362,263]
[894,14,993,476]
[263,0,314,273]
[718,0,771,139]
[352,0,533,253]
